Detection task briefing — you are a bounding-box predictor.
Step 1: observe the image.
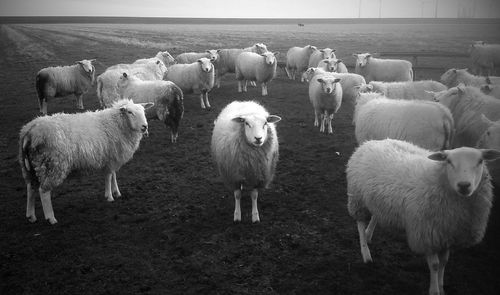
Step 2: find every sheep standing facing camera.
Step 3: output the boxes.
[211,101,281,223]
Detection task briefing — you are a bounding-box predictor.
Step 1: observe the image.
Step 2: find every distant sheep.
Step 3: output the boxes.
[36,59,96,115]
[480,84,500,99]
[285,45,317,81]
[211,101,281,223]
[308,47,336,68]
[367,80,447,101]
[347,138,499,295]
[469,42,500,76]
[165,57,215,109]
[175,50,219,64]
[116,73,184,143]
[235,51,278,96]
[354,94,454,151]
[440,68,500,88]
[353,53,413,83]
[133,50,176,66]
[308,73,343,133]
[19,99,153,224]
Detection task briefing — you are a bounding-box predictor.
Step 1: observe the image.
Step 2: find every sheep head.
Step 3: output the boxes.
[320,48,336,59]
[477,114,500,153]
[317,76,341,94]
[206,50,219,62]
[232,114,281,147]
[118,101,154,136]
[77,59,96,83]
[353,53,371,68]
[261,52,278,65]
[197,58,213,73]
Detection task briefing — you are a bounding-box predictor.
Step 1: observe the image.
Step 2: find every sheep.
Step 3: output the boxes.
[317,58,344,72]
[440,68,500,88]
[19,99,154,225]
[215,43,268,88]
[211,101,280,223]
[133,50,176,66]
[165,57,215,110]
[353,94,454,151]
[115,73,184,143]
[469,42,500,76]
[235,51,278,96]
[97,59,168,108]
[175,50,219,64]
[285,45,317,81]
[308,47,336,68]
[35,59,96,115]
[480,84,500,99]
[367,80,447,101]
[308,73,343,133]
[347,138,499,295]
[353,53,413,83]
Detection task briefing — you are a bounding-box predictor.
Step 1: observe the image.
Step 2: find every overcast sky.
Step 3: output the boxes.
[1,0,499,18]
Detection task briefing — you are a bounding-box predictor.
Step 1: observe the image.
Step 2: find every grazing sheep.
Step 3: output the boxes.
[308,73,343,133]
[115,73,184,143]
[175,50,219,64]
[215,43,268,88]
[36,59,96,115]
[367,80,447,101]
[440,68,500,88]
[469,42,500,76]
[285,45,317,81]
[19,99,154,225]
[133,50,176,66]
[354,95,454,151]
[480,84,500,99]
[97,60,168,108]
[308,47,336,68]
[165,57,215,109]
[353,53,413,83]
[347,138,500,295]
[235,51,278,96]
[211,101,281,223]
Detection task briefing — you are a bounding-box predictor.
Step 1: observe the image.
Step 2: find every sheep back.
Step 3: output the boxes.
[37,64,94,98]
[370,80,447,101]
[165,61,214,94]
[235,52,277,83]
[356,57,413,82]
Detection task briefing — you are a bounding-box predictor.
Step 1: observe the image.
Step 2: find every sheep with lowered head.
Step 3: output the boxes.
[19,99,154,225]
[36,59,96,115]
[235,51,278,96]
[165,57,215,109]
[440,68,500,88]
[367,80,447,101]
[285,45,317,81]
[175,50,219,64]
[347,138,500,295]
[353,53,413,83]
[308,73,343,133]
[211,101,281,223]
[308,47,336,68]
[116,72,184,143]
[133,50,176,66]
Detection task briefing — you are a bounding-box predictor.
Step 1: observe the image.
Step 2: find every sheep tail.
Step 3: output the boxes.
[20,133,38,186]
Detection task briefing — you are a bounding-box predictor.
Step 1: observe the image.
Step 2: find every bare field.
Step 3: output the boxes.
[1,22,500,295]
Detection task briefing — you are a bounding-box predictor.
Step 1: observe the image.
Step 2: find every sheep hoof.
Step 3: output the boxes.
[27,215,37,223]
[106,196,115,202]
[47,217,58,225]
[252,214,260,223]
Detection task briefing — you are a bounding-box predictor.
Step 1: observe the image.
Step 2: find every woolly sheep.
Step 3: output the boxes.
[285,45,317,81]
[115,73,184,143]
[211,101,281,223]
[354,94,454,151]
[308,47,336,68]
[469,42,500,76]
[346,138,500,295]
[165,57,215,109]
[97,60,168,108]
[215,43,269,88]
[133,50,176,66]
[308,73,343,133]
[367,80,447,101]
[480,84,500,99]
[235,51,278,96]
[175,50,219,64]
[317,58,343,72]
[440,68,500,88]
[19,99,154,225]
[36,59,96,115]
[353,53,413,83]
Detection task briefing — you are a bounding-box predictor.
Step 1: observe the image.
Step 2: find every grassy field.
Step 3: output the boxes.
[1,20,500,295]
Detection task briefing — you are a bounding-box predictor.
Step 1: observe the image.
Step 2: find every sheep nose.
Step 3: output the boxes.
[255,137,262,143]
[457,181,471,195]
[326,87,332,93]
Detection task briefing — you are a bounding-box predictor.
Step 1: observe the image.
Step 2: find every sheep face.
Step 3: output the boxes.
[120,102,154,136]
[320,59,340,72]
[77,59,96,82]
[262,52,278,65]
[433,86,461,107]
[353,53,371,68]
[254,43,268,54]
[117,72,130,89]
[232,115,281,147]
[429,147,500,196]
[440,68,459,86]
[206,50,219,62]
[480,84,493,95]
[159,51,175,65]
[320,48,336,59]
[478,115,500,151]
[317,77,341,94]
[197,58,213,73]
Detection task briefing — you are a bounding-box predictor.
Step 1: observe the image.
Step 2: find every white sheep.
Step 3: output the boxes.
[353,53,413,83]
[115,73,184,143]
[354,94,454,151]
[164,57,215,109]
[367,80,447,101]
[480,84,500,99]
[19,99,154,225]
[35,59,96,115]
[235,51,278,96]
[133,50,176,66]
[469,42,500,76]
[97,59,168,108]
[211,101,281,223]
[440,68,500,88]
[346,138,500,295]
[215,43,268,88]
[316,58,343,72]
[175,50,219,64]
[308,47,336,68]
[285,45,317,81]
[308,73,343,133]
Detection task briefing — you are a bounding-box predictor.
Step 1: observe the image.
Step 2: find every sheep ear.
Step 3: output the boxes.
[332,49,337,52]
[267,115,281,124]
[273,51,279,56]
[333,78,341,83]
[336,59,343,64]
[120,106,128,114]
[320,49,325,53]
[482,149,500,162]
[428,151,448,162]
[317,78,325,83]
[452,68,457,73]
[140,102,154,110]
[197,59,203,63]
[122,72,128,78]
[232,117,245,123]
[481,114,494,125]
[322,60,329,64]
[366,54,372,58]
[352,53,358,57]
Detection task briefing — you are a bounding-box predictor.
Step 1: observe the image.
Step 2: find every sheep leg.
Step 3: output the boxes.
[328,113,334,134]
[357,221,372,263]
[237,81,243,93]
[251,189,260,223]
[243,80,248,92]
[365,216,377,244]
[111,171,121,198]
[41,99,48,115]
[104,172,115,202]
[438,249,449,295]
[261,83,268,96]
[203,91,211,109]
[233,189,242,222]
[39,188,57,224]
[26,182,37,223]
[76,94,84,110]
[320,112,327,133]
[199,93,206,109]
[314,110,319,127]
[426,253,441,295]
[250,81,257,87]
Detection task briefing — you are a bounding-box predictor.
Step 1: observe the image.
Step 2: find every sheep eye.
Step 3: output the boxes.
[478,159,484,166]
[127,111,133,115]
[245,122,250,127]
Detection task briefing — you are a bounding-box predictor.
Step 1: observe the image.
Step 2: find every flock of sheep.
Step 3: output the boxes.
[20,40,500,295]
